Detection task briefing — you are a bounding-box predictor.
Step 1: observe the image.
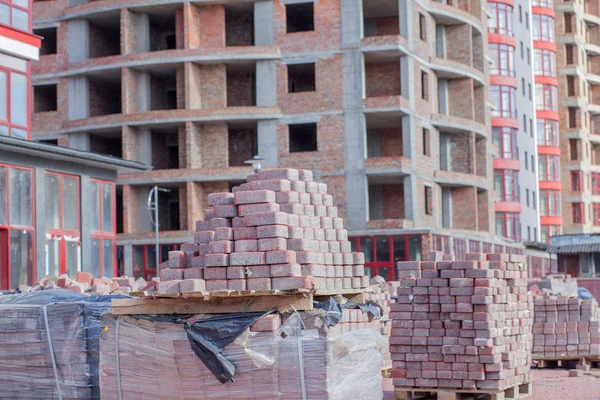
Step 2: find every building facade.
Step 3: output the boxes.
[549,234,600,299]
[488,0,541,242]
[32,0,539,280]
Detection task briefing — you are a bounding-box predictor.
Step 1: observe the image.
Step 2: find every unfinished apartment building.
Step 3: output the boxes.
[554,0,600,235]
[31,0,524,280]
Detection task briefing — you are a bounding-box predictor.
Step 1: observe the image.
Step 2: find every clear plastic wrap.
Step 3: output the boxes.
[100,312,385,400]
[0,297,112,399]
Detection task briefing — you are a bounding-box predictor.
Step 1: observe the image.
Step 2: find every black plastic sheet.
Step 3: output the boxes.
[578,287,596,301]
[342,300,382,320]
[0,288,128,305]
[314,297,343,327]
[183,309,276,383]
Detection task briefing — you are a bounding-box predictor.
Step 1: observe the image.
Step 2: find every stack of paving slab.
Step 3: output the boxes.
[19,271,151,296]
[0,298,111,399]
[391,252,533,392]
[365,282,399,370]
[99,311,384,400]
[157,168,370,294]
[532,294,600,359]
[528,274,579,297]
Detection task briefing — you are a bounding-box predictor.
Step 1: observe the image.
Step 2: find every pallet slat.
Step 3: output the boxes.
[393,382,532,400]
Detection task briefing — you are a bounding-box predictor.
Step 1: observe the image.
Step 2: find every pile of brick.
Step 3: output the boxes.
[20,272,151,296]
[391,252,533,392]
[157,168,369,294]
[364,282,399,370]
[0,298,111,399]
[532,296,600,359]
[100,311,383,400]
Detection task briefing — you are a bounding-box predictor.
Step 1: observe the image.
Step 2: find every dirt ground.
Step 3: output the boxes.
[382,368,600,400]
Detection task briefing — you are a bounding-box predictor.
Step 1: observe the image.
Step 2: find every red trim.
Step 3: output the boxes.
[539,181,562,190]
[540,216,563,225]
[488,33,517,47]
[536,110,559,121]
[495,201,522,213]
[0,24,41,48]
[488,0,515,6]
[493,159,520,170]
[491,117,519,128]
[535,76,558,86]
[91,179,117,277]
[533,41,557,51]
[537,145,561,155]
[531,7,555,18]
[490,76,517,87]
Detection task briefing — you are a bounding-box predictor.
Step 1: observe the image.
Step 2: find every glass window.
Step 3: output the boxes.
[0,54,27,72]
[534,49,556,77]
[496,212,520,240]
[393,236,406,262]
[90,181,100,231]
[533,14,554,42]
[0,166,6,226]
[360,237,373,262]
[0,71,6,121]
[536,119,559,146]
[102,183,113,233]
[45,174,60,229]
[11,128,26,138]
[11,7,28,31]
[103,239,114,278]
[133,246,145,275]
[91,238,102,278]
[9,73,27,127]
[65,239,78,277]
[10,229,33,289]
[12,0,28,8]
[494,170,520,201]
[0,4,9,26]
[47,237,60,277]
[489,3,514,35]
[9,168,32,227]
[62,176,79,230]
[540,189,561,216]
[592,172,600,195]
[148,246,158,271]
[493,127,518,159]
[538,154,560,181]
[409,236,421,262]
[489,44,515,76]
[490,85,517,118]
[536,84,558,112]
[376,236,390,262]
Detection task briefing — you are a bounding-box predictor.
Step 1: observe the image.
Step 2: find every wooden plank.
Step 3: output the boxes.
[111,293,313,315]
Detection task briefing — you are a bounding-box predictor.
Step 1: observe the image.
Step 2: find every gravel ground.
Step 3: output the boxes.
[382,369,600,400]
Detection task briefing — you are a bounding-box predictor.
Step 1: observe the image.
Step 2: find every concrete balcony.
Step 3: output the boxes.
[434,170,488,189]
[430,113,487,138]
[425,0,483,33]
[365,156,412,175]
[367,219,414,230]
[429,57,486,86]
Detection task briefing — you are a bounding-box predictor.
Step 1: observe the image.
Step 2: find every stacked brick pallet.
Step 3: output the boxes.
[23,272,151,295]
[532,296,600,359]
[100,311,383,399]
[391,252,533,393]
[365,282,399,370]
[157,168,369,294]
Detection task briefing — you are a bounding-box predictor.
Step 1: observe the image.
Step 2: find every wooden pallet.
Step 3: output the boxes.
[394,382,532,400]
[113,288,364,315]
[533,356,600,369]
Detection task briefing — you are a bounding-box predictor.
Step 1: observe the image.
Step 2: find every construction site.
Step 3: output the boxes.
[1,0,600,398]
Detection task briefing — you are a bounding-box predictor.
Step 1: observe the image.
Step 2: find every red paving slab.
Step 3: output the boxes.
[383,369,600,400]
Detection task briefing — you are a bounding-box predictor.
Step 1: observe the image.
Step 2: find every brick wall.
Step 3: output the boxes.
[228,128,257,166]
[120,8,137,55]
[184,3,202,49]
[199,65,226,108]
[445,25,472,66]
[226,69,256,107]
[473,85,486,124]
[200,123,228,167]
[365,61,401,97]
[225,7,254,46]
[382,184,405,219]
[448,78,474,119]
[122,68,138,114]
[477,189,490,232]
[450,133,473,174]
[198,5,225,47]
[380,128,403,157]
[452,187,477,230]
[89,78,121,117]
[475,137,487,177]
[89,21,120,58]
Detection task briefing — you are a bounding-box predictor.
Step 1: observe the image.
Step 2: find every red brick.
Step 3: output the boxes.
[271,263,301,277]
[180,279,206,293]
[207,192,234,206]
[230,252,266,266]
[258,237,287,251]
[250,314,282,332]
[235,239,258,252]
[247,277,272,290]
[234,190,276,204]
[244,211,289,226]
[238,202,280,216]
[271,276,313,290]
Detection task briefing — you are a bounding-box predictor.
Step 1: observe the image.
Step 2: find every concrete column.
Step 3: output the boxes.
[442,187,452,228]
[256,61,277,106]
[67,20,90,63]
[68,76,89,120]
[257,120,279,167]
[402,116,412,160]
[137,72,151,112]
[123,244,133,276]
[254,1,275,46]
[138,128,152,165]
[398,0,411,38]
[138,187,153,233]
[404,175,416,223]
[400,56,410,100]
[69,133,91,151]
[136,13,150,53]
[340,0,363,47]
[68,0,87,6]
[34,167,46,281]
[80,176,93,274]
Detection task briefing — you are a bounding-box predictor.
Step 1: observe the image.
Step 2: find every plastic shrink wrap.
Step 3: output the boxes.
[0,290,116,399]
[100,311,385,400]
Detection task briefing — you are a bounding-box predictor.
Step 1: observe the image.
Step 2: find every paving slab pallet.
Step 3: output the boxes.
[533,356,600,369]
[394,382,532,400]
[112,288,364,315]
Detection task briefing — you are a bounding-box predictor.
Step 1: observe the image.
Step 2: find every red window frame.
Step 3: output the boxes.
[491,85,517,118]
[489,3,514,35]
[493,127,519,160]
[453,238,466,260]
[571,171,582,192]
[494,169,520,202]
[45,172,81,277]
[489,43,515,77]
[434,234,451,253]
[0,64,31,140]
[532,14,554,42]
[592,172,600,195]
[538,154,560,182]
[351,235,421,281]
[133,244,181,281]
[594,204,600,226]
[0,163,35,289]
[469,240,481,253]
[534,48,556,77]
[540,189,561,217]
[0,0,32,32]
[541,225,561,243]
[532,0,553,7]
[536,84,558,112]
[572,203,583,224]
[536,119,559,146]
[495,212,520,240]
[90,180,117,277]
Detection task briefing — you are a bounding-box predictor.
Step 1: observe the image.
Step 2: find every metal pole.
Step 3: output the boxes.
[154,186,160,280]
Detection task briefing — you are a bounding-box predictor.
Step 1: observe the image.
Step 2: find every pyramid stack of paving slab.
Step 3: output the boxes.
[532,295,600,359]
[158,168,370,294]
[391,251,533,392]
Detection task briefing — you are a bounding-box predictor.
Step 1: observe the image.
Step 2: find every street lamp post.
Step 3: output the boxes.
[244,155,264,174]
[147,186,171,279]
